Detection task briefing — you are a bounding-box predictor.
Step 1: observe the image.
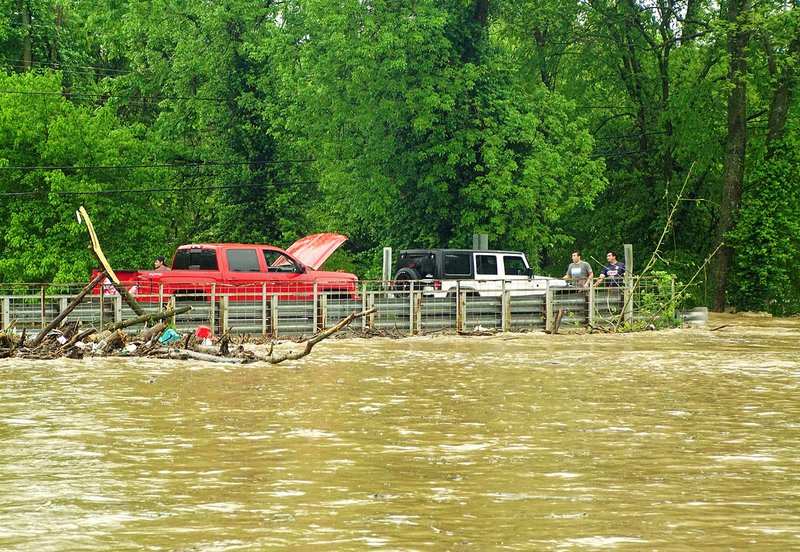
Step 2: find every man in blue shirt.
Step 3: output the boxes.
[596,250,626,287]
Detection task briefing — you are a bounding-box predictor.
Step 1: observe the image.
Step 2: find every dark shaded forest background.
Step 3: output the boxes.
[1,0,798,313]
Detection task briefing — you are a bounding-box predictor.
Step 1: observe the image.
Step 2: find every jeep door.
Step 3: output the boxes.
[500,254,537,294]
[468,253,496,294]
[471,253,533,295]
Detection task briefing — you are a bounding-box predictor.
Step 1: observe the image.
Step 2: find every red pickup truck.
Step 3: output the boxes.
[95,233,358,301]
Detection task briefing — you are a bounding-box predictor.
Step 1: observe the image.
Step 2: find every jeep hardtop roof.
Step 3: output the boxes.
[398,249,526,255]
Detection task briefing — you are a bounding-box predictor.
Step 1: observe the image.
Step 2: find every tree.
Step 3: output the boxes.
[277,0,605,270]
[0,72,171,282]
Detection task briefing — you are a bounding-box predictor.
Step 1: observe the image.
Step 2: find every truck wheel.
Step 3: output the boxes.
[393,267,422,292]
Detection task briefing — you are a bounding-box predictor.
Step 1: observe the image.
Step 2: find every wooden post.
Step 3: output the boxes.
[458,285,467,333]
[546,281,554,333]
[501,281,510,332]
[320,293,328,331]
[113,295,122,325]
[382,247,393,283]
[270,294,278,337]
[220,295,229,335]
[210,283,217,334]
[366,291,375,331]
[624,243,634,324]
[40,285,46,329]
[413,291,422,334]
[2,297,10,330]
[261,283,267,337]
[408,286,415,334]
[361,282,368,331]
[313,283,319,331]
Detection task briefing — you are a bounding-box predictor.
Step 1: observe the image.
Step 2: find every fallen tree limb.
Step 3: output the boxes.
[77,206,147,317]
[104,305,193,332]
[94,330,126,354]
[32,271,107,348]
[63,327,97,349]
[259,308,376,364]
[154,348,248,364]
[138,322,166,343]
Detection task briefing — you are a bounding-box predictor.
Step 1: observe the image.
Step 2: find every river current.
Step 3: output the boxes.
[1,313,799,550]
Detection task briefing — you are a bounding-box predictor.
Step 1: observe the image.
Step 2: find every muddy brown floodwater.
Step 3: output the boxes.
[1,313,799,550]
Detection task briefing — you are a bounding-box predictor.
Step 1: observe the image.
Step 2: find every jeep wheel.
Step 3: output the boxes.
[393,267,422,292]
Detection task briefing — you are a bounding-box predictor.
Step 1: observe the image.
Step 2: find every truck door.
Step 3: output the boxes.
[261,248,309,299]
[225,248,266,299]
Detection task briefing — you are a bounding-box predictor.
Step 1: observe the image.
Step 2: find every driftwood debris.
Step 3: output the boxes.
[104,305,193,332]
[31,271,107,347]
[148,308,377,365]
[1,308,376,363]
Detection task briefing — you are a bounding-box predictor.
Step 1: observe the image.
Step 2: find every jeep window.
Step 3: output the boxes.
[226,249,261,272]
[444,253,471,277]
[475,254,499,276]
[263,249,302,273]
[503,255,529,276]
[173,248,218,270]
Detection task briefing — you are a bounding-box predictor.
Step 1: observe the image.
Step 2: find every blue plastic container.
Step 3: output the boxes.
[158,328,181,345]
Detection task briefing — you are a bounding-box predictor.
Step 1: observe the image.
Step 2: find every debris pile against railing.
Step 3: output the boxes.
[1,309,374,364]
[0,276,685,347]
[0,272,375,363]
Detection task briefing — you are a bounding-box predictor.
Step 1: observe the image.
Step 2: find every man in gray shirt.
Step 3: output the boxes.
[564,250,593,288]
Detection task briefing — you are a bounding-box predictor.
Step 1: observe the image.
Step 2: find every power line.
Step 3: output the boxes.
[0,180,320,198]
[0,159,314,172]
[0,89,230,103]
[4,58,131,75]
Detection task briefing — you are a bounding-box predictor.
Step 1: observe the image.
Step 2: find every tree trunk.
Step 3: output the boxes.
[682,0,701,44]
[18,0,32,71]
[763,34,798,150]
[50,3,64,63]
[711,0,751,311]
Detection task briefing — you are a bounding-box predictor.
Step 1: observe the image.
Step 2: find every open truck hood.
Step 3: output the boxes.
[286,233,348,270]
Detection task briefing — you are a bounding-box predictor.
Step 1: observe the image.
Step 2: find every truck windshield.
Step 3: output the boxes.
[173,248,218,270]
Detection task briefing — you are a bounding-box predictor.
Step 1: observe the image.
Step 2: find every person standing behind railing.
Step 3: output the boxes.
[564,250,593,289]
[153,256,171,271]
[595,250,625,287]
[596,250,626,312]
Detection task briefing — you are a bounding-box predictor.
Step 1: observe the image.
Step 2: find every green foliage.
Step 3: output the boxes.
[278,0,605,271]
[0,0,798,318]
[0,71,174,282]
[729,139,800,315]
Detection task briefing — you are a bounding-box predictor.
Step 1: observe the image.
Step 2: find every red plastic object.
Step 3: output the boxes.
[195,325,212,339]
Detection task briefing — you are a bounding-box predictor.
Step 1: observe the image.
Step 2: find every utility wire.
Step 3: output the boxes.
[0,89,230,103]
[4,59,131,76]
[0,159,314,172]
[0,180,320,198]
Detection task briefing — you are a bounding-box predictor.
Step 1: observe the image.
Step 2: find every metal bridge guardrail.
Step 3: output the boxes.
[0,277,678,338]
